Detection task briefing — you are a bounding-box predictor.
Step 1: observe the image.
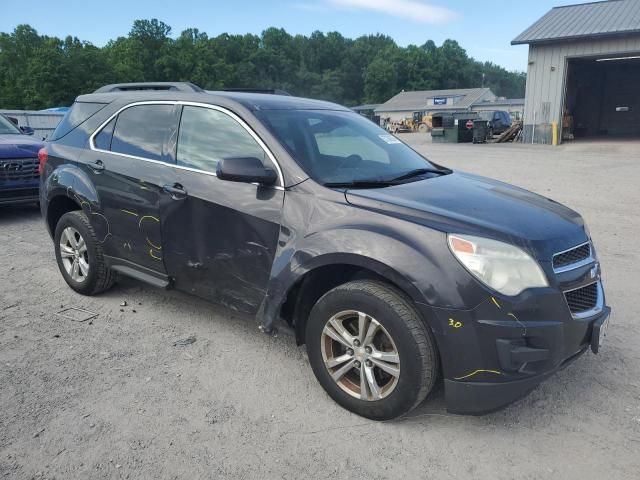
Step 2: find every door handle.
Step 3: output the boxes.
[88,159,105,172]
[163,183,188,200]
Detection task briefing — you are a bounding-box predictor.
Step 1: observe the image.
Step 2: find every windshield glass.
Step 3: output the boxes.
[0,115,21,134]
[256,109,441,185]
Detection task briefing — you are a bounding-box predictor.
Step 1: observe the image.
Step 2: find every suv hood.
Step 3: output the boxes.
[0,134,43,159]
[345,171,587,260]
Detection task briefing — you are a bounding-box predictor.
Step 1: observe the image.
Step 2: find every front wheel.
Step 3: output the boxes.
[306,280,439,420]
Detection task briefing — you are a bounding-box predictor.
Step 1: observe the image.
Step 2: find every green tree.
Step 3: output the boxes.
[0,21,527,109]
[364,51,400,103]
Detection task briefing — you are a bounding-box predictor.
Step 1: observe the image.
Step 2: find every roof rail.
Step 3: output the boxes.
[93,82,203,93]
[218,88,292,96]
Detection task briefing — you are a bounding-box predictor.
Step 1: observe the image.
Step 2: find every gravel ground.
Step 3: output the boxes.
[1,137,639,479]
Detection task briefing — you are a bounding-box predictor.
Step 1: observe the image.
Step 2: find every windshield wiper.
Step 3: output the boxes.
[323,179,396,189]
[323,167,452,189]
[388,167,451,183]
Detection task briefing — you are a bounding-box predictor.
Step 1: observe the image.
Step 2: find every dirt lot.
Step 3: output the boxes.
[1,137,639,479]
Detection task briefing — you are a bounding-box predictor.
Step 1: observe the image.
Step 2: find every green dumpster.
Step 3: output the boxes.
[431,112,478,143]
[472,119,489,144]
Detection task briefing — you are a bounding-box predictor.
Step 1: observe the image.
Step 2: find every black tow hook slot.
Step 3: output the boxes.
[496,339,550,372]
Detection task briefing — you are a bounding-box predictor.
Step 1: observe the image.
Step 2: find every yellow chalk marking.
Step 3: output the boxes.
[138,215,160,229]
[507,312,527,336]
[491,297,501,309]
[146,238,162,250]
[453,369,502,380]
[448,318,463,329]
[149,249,162,260]
[120,209,139,217]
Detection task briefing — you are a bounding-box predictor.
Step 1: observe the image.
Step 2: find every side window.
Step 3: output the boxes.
[110,104,176,162]
[94,117,115,150]
[177,106,267,174]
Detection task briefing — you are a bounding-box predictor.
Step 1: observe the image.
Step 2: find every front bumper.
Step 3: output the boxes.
[417,284,611,415]
[443,331,602,415]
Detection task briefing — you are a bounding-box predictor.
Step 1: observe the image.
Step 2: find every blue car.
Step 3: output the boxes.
[0,114,44,206]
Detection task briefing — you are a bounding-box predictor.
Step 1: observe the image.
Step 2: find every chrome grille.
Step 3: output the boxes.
[0,158,39,183]
[564,282,598,314]
[553,242,591,271]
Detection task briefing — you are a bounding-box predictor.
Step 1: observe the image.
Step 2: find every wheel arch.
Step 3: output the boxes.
[46,195,82,237]
[277,254,434,345]
[43,163,100,237]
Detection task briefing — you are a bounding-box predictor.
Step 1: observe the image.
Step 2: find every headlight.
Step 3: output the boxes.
[447,234,548,296]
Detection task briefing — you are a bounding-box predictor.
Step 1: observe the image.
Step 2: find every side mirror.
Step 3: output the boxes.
[216,157,277,186]
[20,126,35,135]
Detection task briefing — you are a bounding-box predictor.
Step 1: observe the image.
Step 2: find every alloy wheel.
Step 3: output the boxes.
[59,226,89,283]
[321,310,400,401]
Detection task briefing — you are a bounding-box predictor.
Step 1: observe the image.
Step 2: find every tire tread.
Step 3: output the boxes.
[308,279,439,419]
[59,210,115,295]
[333,280,438,414]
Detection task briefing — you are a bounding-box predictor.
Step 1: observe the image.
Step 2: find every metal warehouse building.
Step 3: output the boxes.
[514,0,640,144]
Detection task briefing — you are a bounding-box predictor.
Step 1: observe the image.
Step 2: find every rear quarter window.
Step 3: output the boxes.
[93,117,116,150]
[50,102,107,141]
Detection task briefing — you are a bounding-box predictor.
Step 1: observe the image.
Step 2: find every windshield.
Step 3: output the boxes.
[0,115,21,135]
[256,109,443,186]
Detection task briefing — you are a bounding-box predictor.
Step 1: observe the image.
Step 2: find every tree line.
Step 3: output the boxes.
[0,19,526,110]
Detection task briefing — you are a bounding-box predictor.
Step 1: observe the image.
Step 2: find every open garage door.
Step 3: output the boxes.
[564,54,640,140]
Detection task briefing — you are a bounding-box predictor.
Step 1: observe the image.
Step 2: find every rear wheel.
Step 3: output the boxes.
[54,211,115,295]
[306,280,439,420]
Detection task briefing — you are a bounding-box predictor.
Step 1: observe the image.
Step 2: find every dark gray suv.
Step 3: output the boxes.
[40,82,610,420]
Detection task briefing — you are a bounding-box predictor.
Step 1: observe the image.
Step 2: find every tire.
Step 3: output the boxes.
[305,280,439,420]
[54,210,115,295]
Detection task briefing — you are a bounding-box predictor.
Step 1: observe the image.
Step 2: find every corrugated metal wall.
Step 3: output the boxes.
[523,35,640,143]
[0,110,65,140]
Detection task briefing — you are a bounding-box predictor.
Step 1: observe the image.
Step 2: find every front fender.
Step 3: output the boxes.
[260,188,490,333]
